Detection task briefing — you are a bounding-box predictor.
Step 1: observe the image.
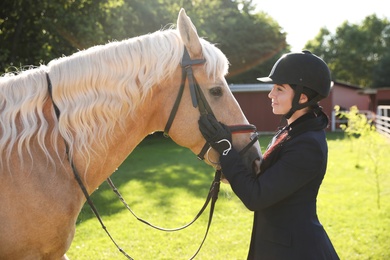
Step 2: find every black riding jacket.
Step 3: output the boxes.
[221,111,339,260]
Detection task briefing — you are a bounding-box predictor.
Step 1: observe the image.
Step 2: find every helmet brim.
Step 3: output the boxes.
[257,76,274,83]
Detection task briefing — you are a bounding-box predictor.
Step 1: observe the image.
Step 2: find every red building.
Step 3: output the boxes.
[360,87,390,111]
[330,81,371,111]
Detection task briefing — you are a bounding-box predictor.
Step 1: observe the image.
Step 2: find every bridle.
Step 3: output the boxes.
[45,46,259,259]
[164,47,259,161]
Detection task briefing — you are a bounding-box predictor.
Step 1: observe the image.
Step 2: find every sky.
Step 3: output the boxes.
[252,0,390,51]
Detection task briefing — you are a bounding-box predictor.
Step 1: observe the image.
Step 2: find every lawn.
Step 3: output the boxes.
[67,132,390,260]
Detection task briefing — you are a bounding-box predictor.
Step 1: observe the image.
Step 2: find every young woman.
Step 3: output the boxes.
[199,51,339,259]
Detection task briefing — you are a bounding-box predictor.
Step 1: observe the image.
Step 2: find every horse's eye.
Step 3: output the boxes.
[209,87,223,97]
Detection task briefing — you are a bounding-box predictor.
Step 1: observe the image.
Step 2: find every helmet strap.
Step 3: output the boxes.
[284,85,323,119]
[284,85,303,119]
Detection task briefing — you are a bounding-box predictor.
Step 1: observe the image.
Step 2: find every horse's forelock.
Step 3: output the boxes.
[200,39,229,80]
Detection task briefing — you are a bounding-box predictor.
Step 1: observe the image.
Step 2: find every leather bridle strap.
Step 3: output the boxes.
[197,124,259,160]
[46,72,133,259]
[163,47,259,160]
[230,124,260,156]
[46,73,61,119]
[164,47,206,137]
[106,170,221,260]
[106,173,215,232]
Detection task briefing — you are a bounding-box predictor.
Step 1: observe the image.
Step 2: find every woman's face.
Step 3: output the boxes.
[268,84,294,115]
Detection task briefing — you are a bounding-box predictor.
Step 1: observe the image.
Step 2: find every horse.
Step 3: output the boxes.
[0,9,261,259]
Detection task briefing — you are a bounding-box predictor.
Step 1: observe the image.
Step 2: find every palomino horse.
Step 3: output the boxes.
[0,9,261,259]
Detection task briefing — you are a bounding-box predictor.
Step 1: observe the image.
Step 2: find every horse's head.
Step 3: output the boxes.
[157,9,262,176]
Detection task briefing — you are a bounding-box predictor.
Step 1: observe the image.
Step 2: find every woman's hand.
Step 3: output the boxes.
[198,114,232,155]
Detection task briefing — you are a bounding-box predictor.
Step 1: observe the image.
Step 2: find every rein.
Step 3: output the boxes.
[45,46,258,259]
[106,170,222,260]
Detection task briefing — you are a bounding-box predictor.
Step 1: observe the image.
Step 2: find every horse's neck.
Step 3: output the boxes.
[72,91,164,193]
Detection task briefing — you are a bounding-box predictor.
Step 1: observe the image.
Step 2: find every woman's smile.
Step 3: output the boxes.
[268,84,294,115]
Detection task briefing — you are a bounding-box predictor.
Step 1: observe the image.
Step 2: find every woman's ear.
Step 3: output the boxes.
[299,93,308,104]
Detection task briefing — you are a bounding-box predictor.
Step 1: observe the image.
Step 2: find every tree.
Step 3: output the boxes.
[373,53,390,87]
[0,0,114,71]
[305,14,390,88]
[177,0,287,83]
[0,0,287,83]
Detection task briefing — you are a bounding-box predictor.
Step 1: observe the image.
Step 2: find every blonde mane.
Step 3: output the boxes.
[0,28,229,170]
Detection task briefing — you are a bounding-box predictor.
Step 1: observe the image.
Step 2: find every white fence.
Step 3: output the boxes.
[376,105,390,138]
[331,106,390,139]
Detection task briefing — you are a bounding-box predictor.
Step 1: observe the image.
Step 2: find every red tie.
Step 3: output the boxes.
[262,130,288,160]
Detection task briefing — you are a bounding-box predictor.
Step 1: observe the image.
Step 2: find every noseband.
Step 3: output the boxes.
[164,47,259,161]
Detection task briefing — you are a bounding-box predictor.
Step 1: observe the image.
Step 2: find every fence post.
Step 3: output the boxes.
[331,110,336,132]
[376,105,390,138]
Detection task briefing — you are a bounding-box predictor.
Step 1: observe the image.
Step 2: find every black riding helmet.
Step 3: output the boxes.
[258,50,331,119]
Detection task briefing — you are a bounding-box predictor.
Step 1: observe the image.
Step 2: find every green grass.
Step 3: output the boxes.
[67,133,390,260]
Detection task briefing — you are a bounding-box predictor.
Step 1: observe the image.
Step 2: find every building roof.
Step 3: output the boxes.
[229,83,273,93]
[358,88,377,95]
[333,80,363,90]
[229,81,354,93]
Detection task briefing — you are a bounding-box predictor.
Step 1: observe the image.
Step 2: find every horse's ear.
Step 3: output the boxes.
[177,8,202,58]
